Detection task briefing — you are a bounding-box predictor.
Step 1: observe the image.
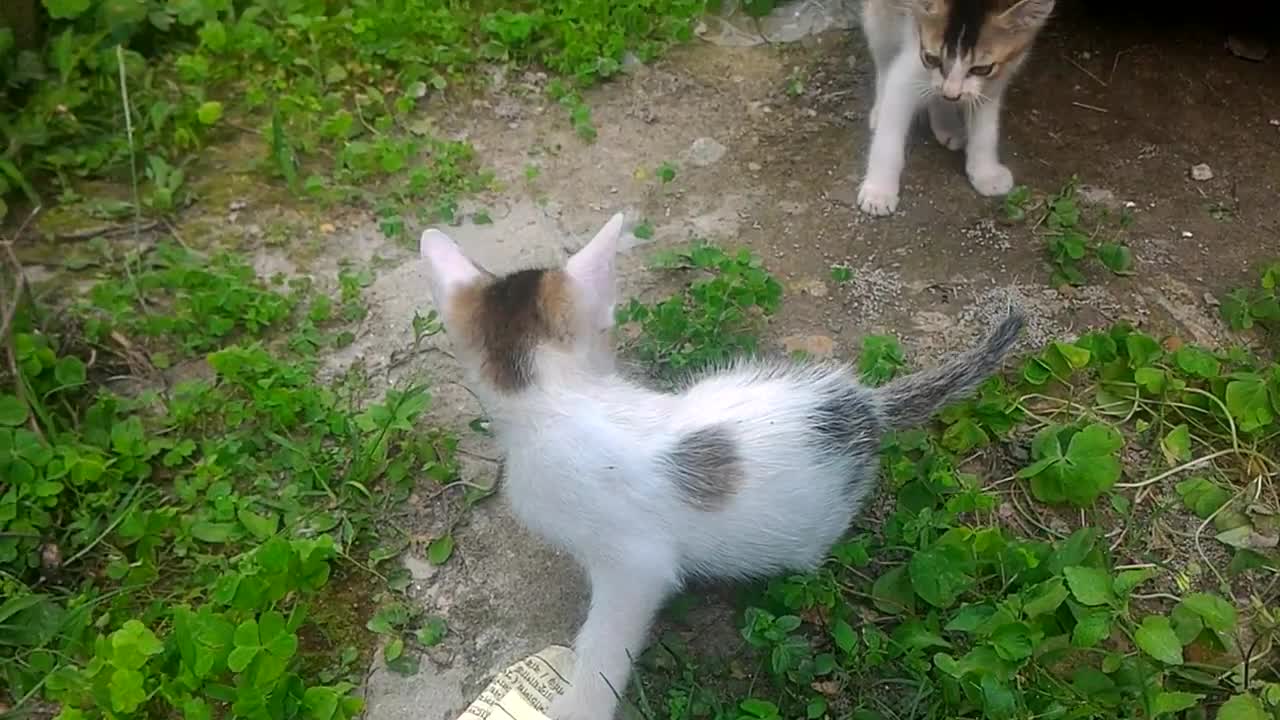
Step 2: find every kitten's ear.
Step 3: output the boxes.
[999,0,1054,30]
[420,228,484,308]
[566,213,624,328]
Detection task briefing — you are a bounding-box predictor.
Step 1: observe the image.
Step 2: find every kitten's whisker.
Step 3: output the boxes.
[909,80,932,93]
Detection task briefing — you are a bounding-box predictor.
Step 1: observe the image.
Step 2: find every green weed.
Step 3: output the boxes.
[858,335,905,386]
[616,242,783,378]
[829,264,854,284]
[785,73,807,97]
[1,0,706,226]
[657,161,679,185]
[1220,261,1280,348]
[1007,179,1136,287]
[78,242,298,357]
[1000,185,1033,223]
[0,243,473,717]
[625,253,1280,720]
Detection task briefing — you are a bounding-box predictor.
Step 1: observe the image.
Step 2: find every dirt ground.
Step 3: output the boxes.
[22,4,1275,718]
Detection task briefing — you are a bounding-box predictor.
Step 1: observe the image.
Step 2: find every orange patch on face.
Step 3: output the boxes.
[916,15,947,51]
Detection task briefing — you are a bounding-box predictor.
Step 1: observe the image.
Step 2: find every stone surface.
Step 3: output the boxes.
[685,136,728,167]
[363,506,585,720]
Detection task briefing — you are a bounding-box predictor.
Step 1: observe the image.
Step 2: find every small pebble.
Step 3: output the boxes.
[1190,163,1214,181]
[686,137,728,167]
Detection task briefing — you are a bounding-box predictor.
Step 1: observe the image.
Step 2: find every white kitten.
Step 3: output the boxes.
[419,215,1025,720]
[858,0,1055,216]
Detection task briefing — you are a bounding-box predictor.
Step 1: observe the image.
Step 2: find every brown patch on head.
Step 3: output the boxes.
[451,268,579,392]
[913,0,1049,68]
[665,424,743,511]
[975,24,1035,69]
[916,14,947,52]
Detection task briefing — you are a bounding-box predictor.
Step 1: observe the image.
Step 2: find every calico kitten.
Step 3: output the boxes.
[419,214,1025,720]
[858,0,1055,216]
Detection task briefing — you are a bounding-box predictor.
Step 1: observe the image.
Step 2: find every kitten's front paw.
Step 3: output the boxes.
[967,163,1014,197]
[857,180,899,216]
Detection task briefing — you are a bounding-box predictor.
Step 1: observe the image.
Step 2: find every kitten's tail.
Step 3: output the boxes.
[874,310,1026,430]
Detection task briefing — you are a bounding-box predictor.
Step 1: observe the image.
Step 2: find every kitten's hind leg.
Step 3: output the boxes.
[927,98,966,151]
[549,562,675,720]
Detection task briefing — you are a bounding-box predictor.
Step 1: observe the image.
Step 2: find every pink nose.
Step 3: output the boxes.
[942,92,961,102]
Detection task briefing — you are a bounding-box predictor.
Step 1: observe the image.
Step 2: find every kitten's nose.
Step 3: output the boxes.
[942,92,962,102]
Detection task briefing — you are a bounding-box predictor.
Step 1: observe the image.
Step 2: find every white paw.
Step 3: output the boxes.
[967,163,1013,197]
[857,180,900,216]
[869,104,879,131]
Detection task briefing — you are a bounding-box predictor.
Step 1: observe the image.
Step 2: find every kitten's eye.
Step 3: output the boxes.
[921,51,942,69]
[969,64,995,77]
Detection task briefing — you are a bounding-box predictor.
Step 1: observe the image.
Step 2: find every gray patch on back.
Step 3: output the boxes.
[812,384,882,460]
[665,424,743,511]
[811,383,884,499]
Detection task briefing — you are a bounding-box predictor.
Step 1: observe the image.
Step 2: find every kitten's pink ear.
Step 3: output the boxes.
[999,0,1054,30]
[566,213,624,329]
[420,228,484,308]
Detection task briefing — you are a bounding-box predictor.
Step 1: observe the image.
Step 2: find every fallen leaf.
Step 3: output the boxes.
[811,680,841,697]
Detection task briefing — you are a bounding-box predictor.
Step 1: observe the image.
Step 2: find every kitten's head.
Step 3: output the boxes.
[910,0,1054,102]
[419,214,623,395]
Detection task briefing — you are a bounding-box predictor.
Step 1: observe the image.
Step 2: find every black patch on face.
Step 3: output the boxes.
[477,268,552,391]
[812,385,882,460]
[942,0,989,58]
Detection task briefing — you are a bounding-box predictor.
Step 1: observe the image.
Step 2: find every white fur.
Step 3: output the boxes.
[501,363,874,719]
[858,0,1053,216]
